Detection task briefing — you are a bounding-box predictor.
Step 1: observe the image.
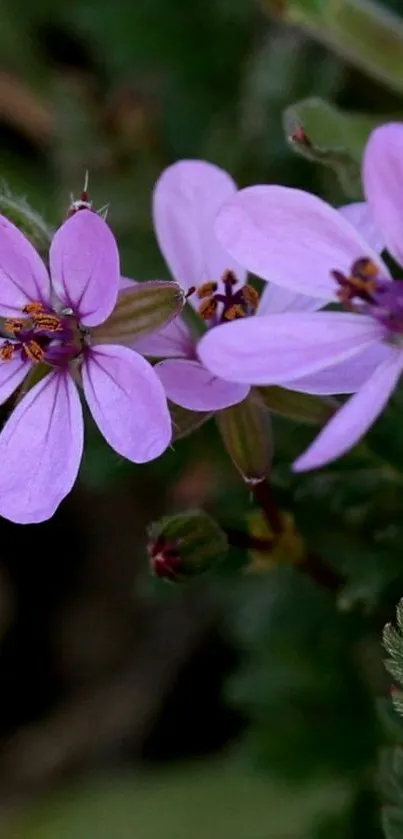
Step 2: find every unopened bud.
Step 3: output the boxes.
[257,386,338,425]
[91,280,185,346]
[216,392,272,484]
[148,510,228,582]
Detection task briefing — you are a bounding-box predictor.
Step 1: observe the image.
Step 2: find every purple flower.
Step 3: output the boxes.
[0,210,171,523]
[134,160,379,411]
[198,122,403,471]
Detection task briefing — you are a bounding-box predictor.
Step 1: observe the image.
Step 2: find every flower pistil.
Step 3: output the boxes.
[1,301,86,366]
[195,269,259,325]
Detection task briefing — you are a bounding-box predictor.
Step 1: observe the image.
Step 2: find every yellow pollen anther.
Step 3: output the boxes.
[23,340,45,364]
[197,282,218,299]
[199,298,218,320]
[4,318,25,335]
[241,285,260,309]
[32,313,62,332]
[23,301,44,315]
[0,341,15,361]
[224,303,246,321]
[352,258,379,279]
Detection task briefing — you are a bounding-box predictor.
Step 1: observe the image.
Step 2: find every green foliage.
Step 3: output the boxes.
[14,761,346,839]
[0,187,53,256]
[283,97,389,197]
[267,0,403,94]
[227,569,379,782]
[381,602,403,839]
[384,601,403,698]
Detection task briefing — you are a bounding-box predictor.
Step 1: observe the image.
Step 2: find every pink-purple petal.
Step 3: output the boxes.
[156,357,249,411]
[363,123,403,267]
[215,186,389,301]
[198,312,385,385]
[338,202,384,253]
[82,344,172,462]
[0,352,31,404]
[132,315,194,359]
[119,276,137,291]
[0,214,51,315]
[153,160,246,296]
[288,343,392,394]
[257,283,324,316]
[293,349,403,472]
[0,371,83,524]
[49,209,120,327]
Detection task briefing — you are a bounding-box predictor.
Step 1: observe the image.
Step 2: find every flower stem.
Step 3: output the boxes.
[225,527,274,552]
[299,552,345,593]
[251,479,283,536]
[250,477,345,593]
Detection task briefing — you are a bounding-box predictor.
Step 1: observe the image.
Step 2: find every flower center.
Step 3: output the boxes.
[0,301,87,367]
[193,270,260,327]
[332,258,403,336]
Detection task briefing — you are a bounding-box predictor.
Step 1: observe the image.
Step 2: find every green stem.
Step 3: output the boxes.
[251,478,345,593]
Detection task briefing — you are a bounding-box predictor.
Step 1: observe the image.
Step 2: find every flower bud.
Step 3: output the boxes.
[216,392,273,485]
[148,510,228,582]
[257,386,337,425]
[91,280,185,346]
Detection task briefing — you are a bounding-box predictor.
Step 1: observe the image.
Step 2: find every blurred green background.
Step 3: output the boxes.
[3,0,403,837]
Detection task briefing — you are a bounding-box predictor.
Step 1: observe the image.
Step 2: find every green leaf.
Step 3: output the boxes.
[380,604,403,839]
[257,384,338,426]
[216,392,273,484]
[383,600,403,724]
[91,281,185,345]
[0,187,53,256]
[267,0,403,96]
[284,97,386,198]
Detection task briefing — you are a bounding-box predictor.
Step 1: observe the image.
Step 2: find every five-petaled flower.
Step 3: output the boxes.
[198,122,403,472]
[0,209,171,524]
[133,159,378,412]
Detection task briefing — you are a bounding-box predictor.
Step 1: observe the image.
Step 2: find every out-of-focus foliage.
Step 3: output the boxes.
[381,601,403,839]
[16,762,347,839]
